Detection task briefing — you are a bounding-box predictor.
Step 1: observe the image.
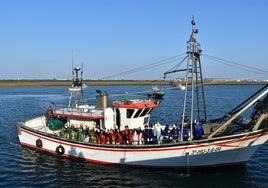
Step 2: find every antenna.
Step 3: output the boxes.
[191,16,195,27]
[71,55,74,82]
[81,62,83,79]
[189,16,199,42]
[80,62,84,90]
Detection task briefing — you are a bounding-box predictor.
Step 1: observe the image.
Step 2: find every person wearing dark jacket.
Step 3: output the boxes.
[194,120,204,140]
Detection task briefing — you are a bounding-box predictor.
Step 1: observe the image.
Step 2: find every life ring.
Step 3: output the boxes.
[55,145,65,155]
[36,139,43,148]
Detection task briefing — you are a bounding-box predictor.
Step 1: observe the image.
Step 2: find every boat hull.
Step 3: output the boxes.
[17,122,268,168]
[147,93,164,99]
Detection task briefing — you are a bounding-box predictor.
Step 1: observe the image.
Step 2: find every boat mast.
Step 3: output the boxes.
[180,17,207,141]
[68,59,85,108]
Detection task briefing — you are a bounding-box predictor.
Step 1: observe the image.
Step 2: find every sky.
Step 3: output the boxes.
[1,0,268,80]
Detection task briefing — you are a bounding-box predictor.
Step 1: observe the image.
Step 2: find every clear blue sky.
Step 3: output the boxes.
[1,0,268,80]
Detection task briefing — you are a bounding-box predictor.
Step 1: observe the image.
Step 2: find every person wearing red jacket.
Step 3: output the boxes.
[100,130,107,144]
[109,129,116,144]
[115,129,123,144]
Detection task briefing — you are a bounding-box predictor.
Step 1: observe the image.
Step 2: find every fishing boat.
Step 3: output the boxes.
[169,79,186,90]
[147,86,165,99]
[170,83,186,91]
[16,18,268,169]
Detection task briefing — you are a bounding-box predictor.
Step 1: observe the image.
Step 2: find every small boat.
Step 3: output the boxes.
[169,83,185,91]
[147,86,165,99]
[16,18,268,169]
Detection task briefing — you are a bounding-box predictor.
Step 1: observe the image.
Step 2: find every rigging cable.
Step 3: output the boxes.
[226,84,268,116]
[208,84,268,123]
[164,55,188,73]
[163,55,188,77]
[100,53,186,80]
[203,54,268,76]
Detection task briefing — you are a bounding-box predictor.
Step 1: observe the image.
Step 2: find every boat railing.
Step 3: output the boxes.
[58,131,189,145]
[54,104,102,117]
[187,40,201,55]
[56,122,198,146]
[19,115,47,131]
[56,125,263,147]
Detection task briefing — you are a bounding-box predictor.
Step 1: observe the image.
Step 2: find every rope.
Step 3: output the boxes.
[100,54,185,80]
[203,54,268,76]
[163,55,188,75]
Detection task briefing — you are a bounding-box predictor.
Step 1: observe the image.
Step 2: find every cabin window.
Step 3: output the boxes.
[116,109,121,129]
[140,108,150,117]
[126,109,135,118]
[147,108,154,115]
[144,117,149,125]
[134,109,142,118]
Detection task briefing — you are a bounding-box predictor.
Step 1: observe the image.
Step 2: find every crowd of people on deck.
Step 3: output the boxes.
[59,120,204,145]
[46,106,204,145]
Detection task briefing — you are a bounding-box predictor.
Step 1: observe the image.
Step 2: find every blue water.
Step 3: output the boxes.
[0,85,267,187]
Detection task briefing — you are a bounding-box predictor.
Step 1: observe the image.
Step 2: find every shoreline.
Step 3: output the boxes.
[0,80,168,87]
[0,79,267,87]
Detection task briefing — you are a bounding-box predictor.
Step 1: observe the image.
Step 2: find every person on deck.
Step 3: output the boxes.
[115,129,123,144]
[172,124,180,141]
[167,125,173,142]
[45,106,53,125]
[94,125,101,144]
[194,120,204,140]
[143,125,149,144]
[144,125,154,144]
[154,122,163,144]
[77,123,85,142]
[183,114,189,125]
[109,129,116,144]
[128,129,134,144]
[122,125,130,144]
[100,130,107,144]
[132,129,138,145]
[136,127,143,144]
[89,128,95,143]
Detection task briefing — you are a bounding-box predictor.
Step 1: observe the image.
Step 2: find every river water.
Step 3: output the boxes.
[0,85,267,187]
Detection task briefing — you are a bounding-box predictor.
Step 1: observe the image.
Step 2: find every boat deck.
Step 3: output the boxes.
[22,116,61,136]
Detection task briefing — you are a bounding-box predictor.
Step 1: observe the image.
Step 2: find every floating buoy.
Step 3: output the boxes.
[55,145,65,155]
[36,139,43,148]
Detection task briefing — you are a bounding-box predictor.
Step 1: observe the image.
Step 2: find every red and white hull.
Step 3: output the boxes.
[17,117,268,168]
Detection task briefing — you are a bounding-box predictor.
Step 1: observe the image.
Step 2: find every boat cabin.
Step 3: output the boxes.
[51,91,158,132]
